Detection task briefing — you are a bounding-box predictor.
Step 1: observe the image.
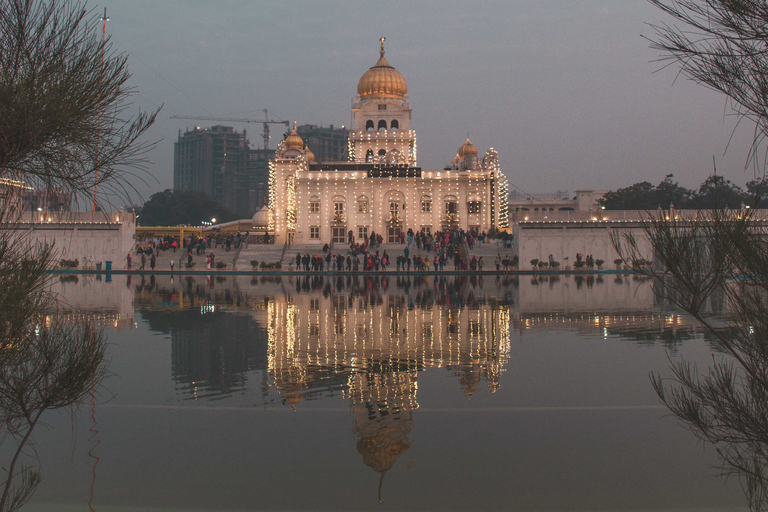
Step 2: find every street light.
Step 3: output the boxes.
[211,218,216,224]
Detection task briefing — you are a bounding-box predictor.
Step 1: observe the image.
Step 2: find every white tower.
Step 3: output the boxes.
[350,37,416,166]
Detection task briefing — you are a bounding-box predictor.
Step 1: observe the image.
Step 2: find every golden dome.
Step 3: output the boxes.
[284,122,303,150]
[304,144,315,162]
[458,138,478,158]
[357,37,407,100]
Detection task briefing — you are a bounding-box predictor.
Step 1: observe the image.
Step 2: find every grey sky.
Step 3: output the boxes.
[98,0,758,203]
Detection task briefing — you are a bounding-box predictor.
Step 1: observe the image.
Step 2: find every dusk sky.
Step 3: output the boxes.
[97,0,760,204]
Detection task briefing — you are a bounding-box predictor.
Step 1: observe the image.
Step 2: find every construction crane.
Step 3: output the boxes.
[170,109,289,150]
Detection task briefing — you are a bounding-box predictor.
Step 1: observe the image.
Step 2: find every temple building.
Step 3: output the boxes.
[269,38,508,245]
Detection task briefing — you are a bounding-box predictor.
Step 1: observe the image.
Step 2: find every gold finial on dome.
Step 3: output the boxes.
[284,122,304,150]
[458,138,478,158]
[357,37,408,100]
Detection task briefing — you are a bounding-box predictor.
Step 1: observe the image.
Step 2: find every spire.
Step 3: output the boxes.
[379,36,386,57]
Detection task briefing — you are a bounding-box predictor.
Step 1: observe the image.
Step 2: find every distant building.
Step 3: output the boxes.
[508,188,608,216]
[0,177,72,214]
[244,147,275,213]
[173,125,251,218]
[296,124,349,163]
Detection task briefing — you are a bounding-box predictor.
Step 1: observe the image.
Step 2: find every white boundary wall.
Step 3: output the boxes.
[3,211,135,267]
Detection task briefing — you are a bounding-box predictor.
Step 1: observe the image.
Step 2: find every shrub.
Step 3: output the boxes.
[573,260,586,269]
[216,261,226,269]
[614,258,623,266]
[59,258,79,268]
[250,260,259,268]
[550,261,560,269]
[595,259,605,267]
[185,262,196,269]
[530,258,539,268]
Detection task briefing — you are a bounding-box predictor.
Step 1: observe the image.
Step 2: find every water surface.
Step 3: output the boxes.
[25,274,746,511]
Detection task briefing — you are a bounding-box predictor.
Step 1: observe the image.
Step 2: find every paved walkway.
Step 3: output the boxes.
[125,239,517,272]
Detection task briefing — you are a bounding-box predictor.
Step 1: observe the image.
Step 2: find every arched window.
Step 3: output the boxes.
[357,195,369,213]
[378,149,386,163]
[378,120,387,131]
[366,120,374,132]
[390,120,399,131]
[366,149,374,163]
[309,195,320,214]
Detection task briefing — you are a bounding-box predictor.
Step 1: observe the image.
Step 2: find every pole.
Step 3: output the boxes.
[93,8,108,212]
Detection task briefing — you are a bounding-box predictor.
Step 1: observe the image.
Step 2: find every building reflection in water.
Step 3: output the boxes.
[266,287,511,498]
[90,272,723,499]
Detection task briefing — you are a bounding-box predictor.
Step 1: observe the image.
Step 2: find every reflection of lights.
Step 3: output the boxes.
[201,304,215,314]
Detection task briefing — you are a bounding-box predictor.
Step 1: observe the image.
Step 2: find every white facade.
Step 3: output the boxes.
[269,40,508,245]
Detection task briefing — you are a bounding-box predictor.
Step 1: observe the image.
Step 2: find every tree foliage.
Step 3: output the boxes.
[647,0,768,170]
[618,1,768,509]
[0,0,158,206]
[138,189,235,226]
[601,173,764,209]
[0,0,156,509]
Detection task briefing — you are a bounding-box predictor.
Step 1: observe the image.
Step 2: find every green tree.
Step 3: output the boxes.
[600,181,656,209]
[601,175,694,209]
[0,1,157,509]
[690,174,748,208]
[138,189,235,226]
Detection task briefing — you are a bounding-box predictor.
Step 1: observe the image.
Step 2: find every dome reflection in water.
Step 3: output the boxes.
[28,273,746,511]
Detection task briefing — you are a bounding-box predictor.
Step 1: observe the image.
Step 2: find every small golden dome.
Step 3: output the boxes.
[284,123,303,150]
[458,138,478,158]
[357,37,407,100]
[304,144,315,162]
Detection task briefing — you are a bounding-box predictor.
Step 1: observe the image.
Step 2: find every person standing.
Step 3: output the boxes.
[150,254,156,271]
[140,253,146,270]
[126,253,132,270]
[170,258,174,271]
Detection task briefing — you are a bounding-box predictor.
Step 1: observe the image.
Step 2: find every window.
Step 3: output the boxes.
[467,201,482,214]
[366,149,374,163]
[366,120,374,131]
[420,226,431,235]
[378,120,387,131]
[390,119,399,130]
[358,226,368,240]
[309,201,320,213]
[334,202,344,215]
[378,104,387,110]
[310,226,320,239]
[358,200,368,213]
[445,201,458,214]
[421,197,432,212]
[390,202,399,213]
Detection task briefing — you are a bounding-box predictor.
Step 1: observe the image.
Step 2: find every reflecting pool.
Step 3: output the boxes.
[25,273,746,511]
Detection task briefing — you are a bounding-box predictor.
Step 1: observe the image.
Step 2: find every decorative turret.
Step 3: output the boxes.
[304,144,315,162]
[457,138,478,171]
[284,122,304,150]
